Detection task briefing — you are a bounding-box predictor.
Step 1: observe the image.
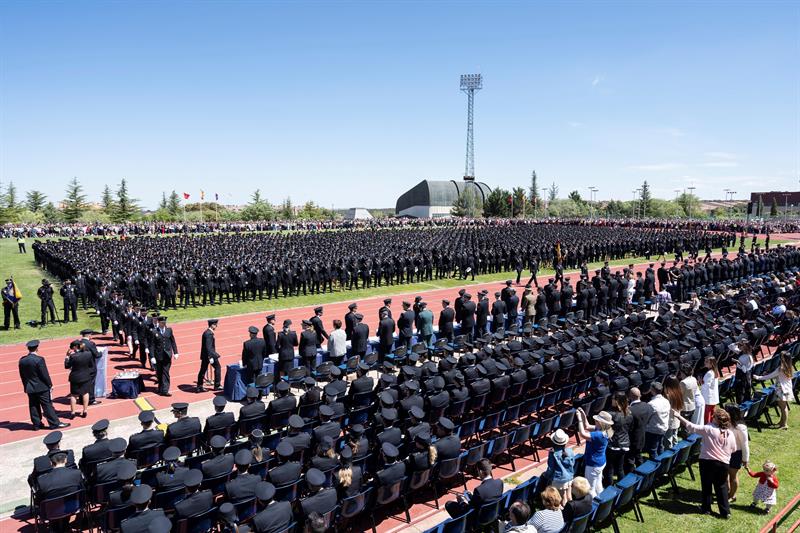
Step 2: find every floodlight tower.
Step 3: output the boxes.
[460,74,483,181]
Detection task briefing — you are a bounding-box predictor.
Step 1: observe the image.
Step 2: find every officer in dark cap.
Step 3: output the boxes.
[299,467,337,521]
[225,449,260,503]
[29,431,76,486]
[460,293,477,341]
[201,435,235,479]
[149,316,179,397]
[300,376,322,406]
[378,298,393,321]
[96,437,136,484]
[240,386,267,421]
[434,417,460,460]
[269,441,302,487]
[263,314,278,357]
[120,485,167,533]
[241,325,266,386]
[345,303,358,340]
[298,319,318,372]
[275,319,298,384]
[285,414,312,453]
[310,306,328,348]
[312,405,341,444]
[108,461,138,508]
[165,402,202,442]
[124,411,163,459]
[438,299,456,342]
[197,318,222,393]
[35,449,84,502]
[252,481,293,533]
[203,395,235,437]
[37,279,57,326]
[174,469,214,519]
[267,381,296,419]
[397,301,415,352]
[348,362,375,396]
[80,419,112,474]
[350,312,369,358]
[375,442,406,488]
[377,309,396,363]
[19,339,68,430]
[156,446,190,490]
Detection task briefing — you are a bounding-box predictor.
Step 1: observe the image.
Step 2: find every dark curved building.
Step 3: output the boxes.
[395,179,492,218]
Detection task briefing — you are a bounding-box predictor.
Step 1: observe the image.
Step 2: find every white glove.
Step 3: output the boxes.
[173,353,179,360]
[150,357,156,365]
[145,348,150,354]
[114,321,118,325]
[135,340,139,345]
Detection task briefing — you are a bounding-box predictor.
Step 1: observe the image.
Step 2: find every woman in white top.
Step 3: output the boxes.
[754,352,794,430]
[700,356,721,424]
[679,363,699,421]
[724,404,750,502]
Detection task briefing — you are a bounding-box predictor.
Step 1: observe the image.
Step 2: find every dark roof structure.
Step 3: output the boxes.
[396,179,492,218]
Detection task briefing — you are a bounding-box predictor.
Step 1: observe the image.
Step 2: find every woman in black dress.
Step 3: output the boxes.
[65,339,93,418]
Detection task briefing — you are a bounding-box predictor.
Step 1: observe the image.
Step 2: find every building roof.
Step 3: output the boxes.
[750,191,800,205]
[396,179,491,214]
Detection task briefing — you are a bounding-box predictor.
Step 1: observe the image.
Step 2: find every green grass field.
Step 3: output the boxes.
[0,236,791,346]
[606,399,800,533]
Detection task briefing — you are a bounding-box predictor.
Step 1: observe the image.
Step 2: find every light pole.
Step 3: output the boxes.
[687,186,696,218]
[723,189,731,219]
[784,193,790,220]
[634,189,642,218]
[588,186,598,219]
[541,188,548,218]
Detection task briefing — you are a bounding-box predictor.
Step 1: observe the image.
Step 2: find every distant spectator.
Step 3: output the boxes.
[527,486,564,533]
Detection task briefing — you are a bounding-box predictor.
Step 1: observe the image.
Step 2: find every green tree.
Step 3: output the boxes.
[42,202,62,223]
[483,188,512,217]
[640,180,653,217]
[62,177,87,223]
[529,170,540,213]
[3,181,19,209]
[280,197,295,220]
[241,189,275,220]
[26,190,47,212]
[512,187,527,217]
[158,192,168,211]
[451,186,482,217]
[112,178,140,222]
[676,192,700,218]
[770,197,779,217]
[604,199,628,217]
[101,185,115,215]
[168,190,181,217]
[567,190,583,204]
[547,181,559,202]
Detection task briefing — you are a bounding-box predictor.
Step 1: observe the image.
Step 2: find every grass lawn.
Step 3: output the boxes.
[0,236,792,346]
[604,393,800,533]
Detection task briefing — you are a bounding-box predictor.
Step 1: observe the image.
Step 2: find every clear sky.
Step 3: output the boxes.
[1,1,798,210]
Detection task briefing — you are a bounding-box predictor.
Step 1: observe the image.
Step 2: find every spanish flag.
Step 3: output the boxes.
[9,278,22,303]
[554,241,562,266]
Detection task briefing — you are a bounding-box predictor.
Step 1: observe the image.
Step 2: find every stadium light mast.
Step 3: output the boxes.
[460,74,483,181]
[687,186,696,218]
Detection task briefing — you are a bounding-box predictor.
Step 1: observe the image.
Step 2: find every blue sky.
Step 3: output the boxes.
[1,1,798,209]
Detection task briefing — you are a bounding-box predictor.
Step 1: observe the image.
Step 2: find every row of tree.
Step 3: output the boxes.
[0,178,336,224]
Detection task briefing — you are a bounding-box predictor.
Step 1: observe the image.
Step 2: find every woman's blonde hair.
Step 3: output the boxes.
[540,486,563,510]
[252,445,263,463]
[571,477,590,499]
[428,445,437,466]
[338,465,352,488]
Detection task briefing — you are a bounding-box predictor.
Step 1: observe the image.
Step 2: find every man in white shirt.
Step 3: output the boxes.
[644,382,670,458]
[327,319,347,365]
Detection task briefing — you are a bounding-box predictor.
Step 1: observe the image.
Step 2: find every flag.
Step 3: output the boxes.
[200,190,205,201]
[5,278,22,303]
[554,240,562,265]
[183,192,190,200]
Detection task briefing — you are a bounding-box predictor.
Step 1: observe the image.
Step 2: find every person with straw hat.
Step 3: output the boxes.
[576,408,614,497]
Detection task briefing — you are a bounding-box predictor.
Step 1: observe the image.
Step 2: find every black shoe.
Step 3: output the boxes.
[48,422,70,429]
[89,400,101,405]
[196,387,206,393]
[213,385,222,391]
[31,424,42,431]
[160,392,172,397]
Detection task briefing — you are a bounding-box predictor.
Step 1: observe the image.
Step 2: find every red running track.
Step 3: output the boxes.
[1,235,797,446]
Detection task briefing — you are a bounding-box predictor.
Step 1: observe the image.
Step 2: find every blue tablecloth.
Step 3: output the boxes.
[224,350,328,401]
[94,347,108,398]
[111,375,145,399]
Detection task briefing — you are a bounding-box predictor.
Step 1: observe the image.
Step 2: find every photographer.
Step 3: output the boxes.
[37,279,58,326]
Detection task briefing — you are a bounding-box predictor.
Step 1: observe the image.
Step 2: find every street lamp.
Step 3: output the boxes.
[633,189,641,218]
[687,186,696,218]
[541,188,548,218]
[588,186,598,219]
[784,193,790,220]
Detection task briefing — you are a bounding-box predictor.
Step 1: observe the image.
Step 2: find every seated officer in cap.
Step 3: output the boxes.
[349,362,375,396]
[266,381,296,419]
[285,415,312,453]
[174,469,214,519]
[80,419,112,474]
[204,396,235,436]
[120,485,167,533]
[299,377,322,406]
[127,411,164,458]
[427,376,450,412]
[252,481,293,533]
[311,436,339,472]
[312,406,341,444]
[375,442,406,488]
[36,449,84,500]
[29,431,76,487]
[434,417,461,460]
[156,446,189,490]
[225,449,260,502]
[201,435,235,479]
[406,406,431,442]
[166,403,201,441]
[300,468,337,520]
[240,387,267,421]
[95,438,137,484]
[407,431,436,472]
[268,441,302,487]
[108,461,138,508]
[334,446,362,498]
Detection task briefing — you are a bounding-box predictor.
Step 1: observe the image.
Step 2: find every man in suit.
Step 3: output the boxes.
[377,310,395,362]
[127,410,164,457]
[120,485,167,533]
[225,449,261,502]
[201,435,235,480]
[351,313,369,358]
[397,301,415,351]
[299,320,319,373]
[299,468,337,520]
[445,459,502,518]
[80,419,112,475]
[344,303,358,340]
[439,300,455,342]
[252,481,294,533]
[275,319,298,385]
[310,306,328,348]
[174,469,214,520]
[36,450,84,505]
[241,326,266,386]
[19,340,68,430]
[204,395,235,437]
[626,387,654,472]
[459,293,476,341]
[165,403,201,442]
[197,319,222,392]
[148,316,179,396]
[263,314,278,355]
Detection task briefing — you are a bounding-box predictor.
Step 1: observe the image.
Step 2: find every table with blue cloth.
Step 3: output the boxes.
[111,374,146,399]
[224,350,329,401]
